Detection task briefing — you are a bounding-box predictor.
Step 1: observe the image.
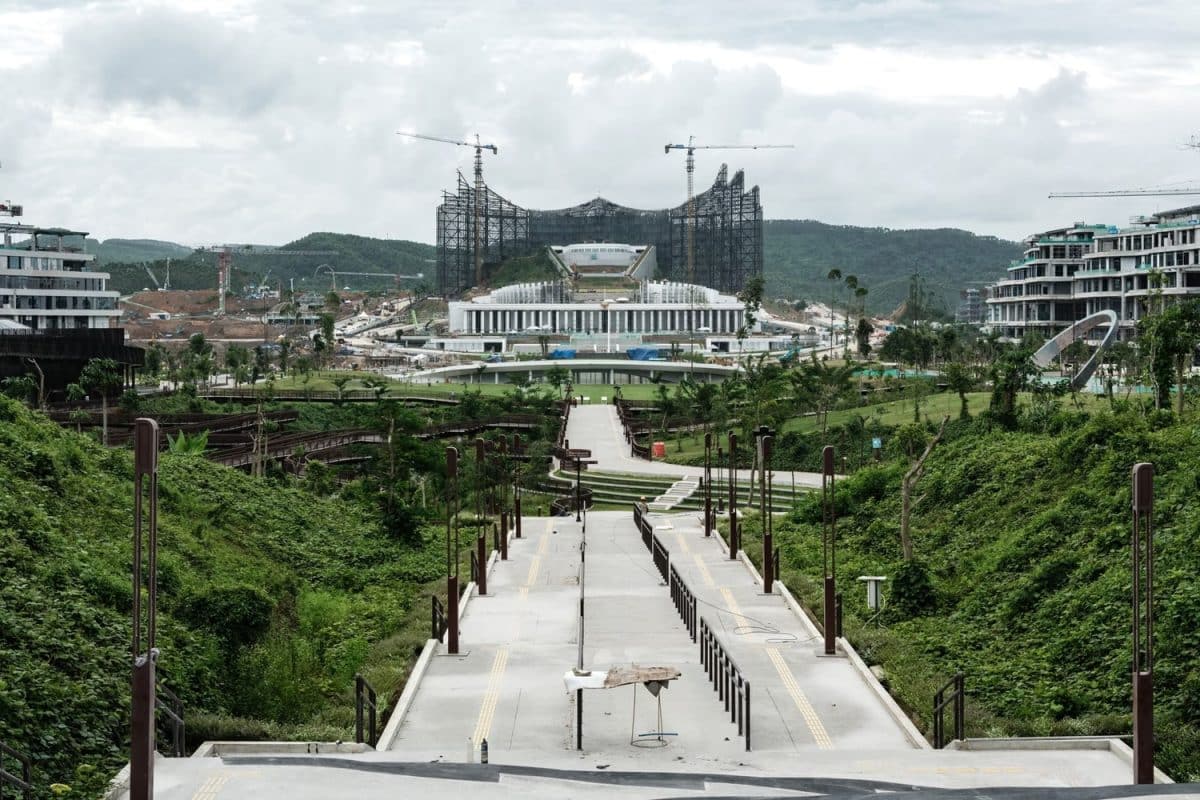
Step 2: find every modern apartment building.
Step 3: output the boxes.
[0,223,120,330]
[985,223,1104,340]
[1076,205,1200,340]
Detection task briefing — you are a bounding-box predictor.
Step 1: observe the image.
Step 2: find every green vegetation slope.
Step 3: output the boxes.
[102,233,434,296]
[764,220,1022,314]
[0,397,443,796]
[740,407,1200,779]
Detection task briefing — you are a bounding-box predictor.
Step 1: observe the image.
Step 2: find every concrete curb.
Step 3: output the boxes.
[837,635,930,750]
[191,741,369,758]
[772,578,822,639]
[950,736,1172,783]
[376,638,438,751]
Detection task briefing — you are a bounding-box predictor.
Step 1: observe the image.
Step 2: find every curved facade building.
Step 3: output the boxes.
[436,165,763,297]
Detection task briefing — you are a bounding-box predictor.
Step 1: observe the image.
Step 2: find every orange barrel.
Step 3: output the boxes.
[652,441,666,458]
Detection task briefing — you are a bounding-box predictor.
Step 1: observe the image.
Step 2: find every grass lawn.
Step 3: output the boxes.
[658,390,1108,463]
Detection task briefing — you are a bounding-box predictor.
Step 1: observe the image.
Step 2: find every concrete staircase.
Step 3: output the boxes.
[648,477,699,511]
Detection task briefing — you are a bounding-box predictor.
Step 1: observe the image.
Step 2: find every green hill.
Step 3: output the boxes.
[0,398,442,794]
[739,407,1200,780]
[88,238,194,265]
[100,233,435,296]
[764,220,1022,315]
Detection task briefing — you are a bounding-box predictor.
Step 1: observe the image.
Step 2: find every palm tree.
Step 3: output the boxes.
[843,275,859,357]
[826,268,842,349]
[78,358,123,445]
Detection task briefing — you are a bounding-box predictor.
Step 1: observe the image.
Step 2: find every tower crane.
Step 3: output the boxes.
[197,245,339,315]
[665,137,793,284]
[397,131,498,287]
[314,263,424,291]
[1049,187,1200,198]
[0,162,22,218]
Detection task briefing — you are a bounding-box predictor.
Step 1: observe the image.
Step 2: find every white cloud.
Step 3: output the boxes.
[1,0,1199,246]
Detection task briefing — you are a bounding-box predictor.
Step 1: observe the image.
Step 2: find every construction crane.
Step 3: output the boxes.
[314,263,424,291]
[397,131,498,287]
[0,161,22,217]
[197,245,339,315]
[665,137,793,283]
[142,263,161,291]
[1049,187,1200,198]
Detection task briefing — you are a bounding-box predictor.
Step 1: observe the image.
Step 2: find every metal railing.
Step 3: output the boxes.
[355,674,379,747]
[651,535,669,583]
[634,503,652,548]
[932,672,965,748]
[699,617,751,751]
[0,741,32,800]
[156,685,186,758]
[431,594,448,641]
[550,487,593,516]
[669,563,697,642]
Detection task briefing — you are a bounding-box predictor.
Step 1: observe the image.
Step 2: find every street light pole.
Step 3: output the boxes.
[576,459,583,522]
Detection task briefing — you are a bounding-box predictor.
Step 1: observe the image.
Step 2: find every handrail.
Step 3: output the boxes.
[932,672,965,748]
[155,685,186,758]
[0,740,32,799]
[431,594,448,641]
[669,563,697,642]
[355,674,379,747]
[699,617,752,751]
[551,487,593,516]
[651,535,669,583]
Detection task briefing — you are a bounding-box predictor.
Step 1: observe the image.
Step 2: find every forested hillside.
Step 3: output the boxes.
[101,233,434,295]
[88,239,194,265]
[0,397,444,796]
[763,220,1022,314]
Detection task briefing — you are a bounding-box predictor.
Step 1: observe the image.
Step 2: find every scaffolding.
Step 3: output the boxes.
[435,166,762,297]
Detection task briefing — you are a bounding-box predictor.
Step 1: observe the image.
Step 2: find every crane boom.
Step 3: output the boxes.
[397,131,498,154]
[664,136,793,287]
[399,130,500,288]
[1049,188,1200,198]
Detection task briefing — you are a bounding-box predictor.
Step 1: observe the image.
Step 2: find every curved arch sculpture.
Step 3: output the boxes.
[1031,309,1119,391]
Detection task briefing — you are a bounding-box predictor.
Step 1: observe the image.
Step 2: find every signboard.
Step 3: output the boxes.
[871,437,882,450]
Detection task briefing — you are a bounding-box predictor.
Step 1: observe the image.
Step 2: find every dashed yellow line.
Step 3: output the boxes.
[674,531,691,554]
[766,647,832,749]
[192,776,228,800]
[693,554,716,587]
[471,648,509,745]
[720,587,749,624]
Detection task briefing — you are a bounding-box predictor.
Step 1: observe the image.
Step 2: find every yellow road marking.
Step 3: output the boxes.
[518,586,529,601]
[525,556,542,587]
[720,587,749,624]
[192,776,229,800]
[471,648,509,745]
[675,531,692,554]
[766,647,832,749]
[693,554,716,587]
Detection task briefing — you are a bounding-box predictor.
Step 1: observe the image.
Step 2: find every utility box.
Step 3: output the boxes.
[858,575,887,611]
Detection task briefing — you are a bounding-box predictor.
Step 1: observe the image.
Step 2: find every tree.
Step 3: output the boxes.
[331,375,351,404]
[78,358,123,445]
[324,291,341,312]
[900,415,948,561]
[144,342,165,379]
[225,344,251,385]
[943,361,974,419]
[855,316,874,358]
[545,364,570,397]
[1138,298,1200,412]
[1,375,37,405]
[825,268,842,348]
[988,347,1038,425]
[277,339,292,376]
[319,313,336,366]
[736,276,766,358]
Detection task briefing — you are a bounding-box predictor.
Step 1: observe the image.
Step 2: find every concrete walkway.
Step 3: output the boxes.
[121,510,1177,797]
[565,404,824,488]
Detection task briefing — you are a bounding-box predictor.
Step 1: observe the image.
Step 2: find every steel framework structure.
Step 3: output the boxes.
[436,166,762,296]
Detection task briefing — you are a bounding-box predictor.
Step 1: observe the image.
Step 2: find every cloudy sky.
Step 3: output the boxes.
[3,0,1199,246]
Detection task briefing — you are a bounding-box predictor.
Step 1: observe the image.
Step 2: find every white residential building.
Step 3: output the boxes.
[0,224,120,330]
[1076,205,1200,340]
[986,223,1104,341]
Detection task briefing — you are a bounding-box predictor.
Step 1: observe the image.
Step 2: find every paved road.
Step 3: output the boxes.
[565,404,824,488]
